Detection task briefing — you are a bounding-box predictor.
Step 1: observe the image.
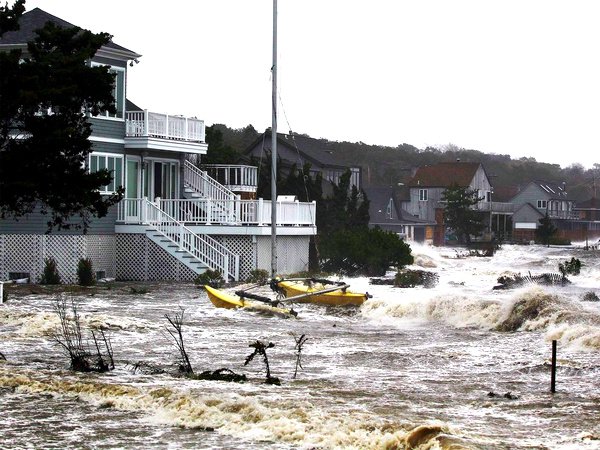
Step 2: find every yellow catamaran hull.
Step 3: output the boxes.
[204,285,294,318]
[276,280,368,306]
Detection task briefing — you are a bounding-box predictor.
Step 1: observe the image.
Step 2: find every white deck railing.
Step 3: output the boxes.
[202,164,258,192]
[126,111,205,142]
[117,198,317,227]
[184,161,236,202]
[122,199,239,281]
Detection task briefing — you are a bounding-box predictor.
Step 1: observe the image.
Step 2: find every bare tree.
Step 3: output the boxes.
[53,296,113,372]
[164,308,193,375]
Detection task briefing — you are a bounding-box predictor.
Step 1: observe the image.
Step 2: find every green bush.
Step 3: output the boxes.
[194,269,224,288]
[319,227,413,277]
[246,269,269,284]
[39,257,61,285]
[558,257,581,276]
[77,258,95,286]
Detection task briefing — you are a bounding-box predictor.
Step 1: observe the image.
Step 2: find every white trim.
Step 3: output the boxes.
[115,224,317,236]
[90,136,125,144]
[515,222,537,229]
[125,136,207,154]
[93,116,125,123]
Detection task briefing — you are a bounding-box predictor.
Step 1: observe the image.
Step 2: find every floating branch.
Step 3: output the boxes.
[245,340,280,385]
[292,333,308,379]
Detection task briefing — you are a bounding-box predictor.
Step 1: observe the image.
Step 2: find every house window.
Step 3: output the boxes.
[91,63,125,119]
[537,200,547,209]
[486,191,491,202]
[90,153,124,194]
[419,189,428,201]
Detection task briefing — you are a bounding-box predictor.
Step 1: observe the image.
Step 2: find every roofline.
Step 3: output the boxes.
[0,42,141,61]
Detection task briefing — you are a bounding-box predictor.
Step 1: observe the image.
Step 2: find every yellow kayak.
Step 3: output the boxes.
[276,280,369,306]
[203,285,295,318]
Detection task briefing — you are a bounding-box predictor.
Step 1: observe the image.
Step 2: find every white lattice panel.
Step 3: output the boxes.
[211,235,255,281]
[256,235,310,276]
[2,235,43,282]
[85,235,116,279]
[116,234,197,281]
[0,235,5,280]
[44,235,86,283]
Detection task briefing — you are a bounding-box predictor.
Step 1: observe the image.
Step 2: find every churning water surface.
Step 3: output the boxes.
[0,243,599,449]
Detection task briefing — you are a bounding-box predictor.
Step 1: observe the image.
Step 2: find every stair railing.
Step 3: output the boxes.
[144,199,239,281]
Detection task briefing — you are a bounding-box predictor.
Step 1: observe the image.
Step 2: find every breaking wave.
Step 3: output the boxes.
[0,368,477,449]
[362,287,600,350]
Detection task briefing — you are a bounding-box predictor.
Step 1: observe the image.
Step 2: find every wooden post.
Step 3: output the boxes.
[551,340,557,393]
[0,282,4,303]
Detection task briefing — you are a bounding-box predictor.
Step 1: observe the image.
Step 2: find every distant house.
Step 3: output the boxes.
[401,161,501,245]
[509,181,582,242]
[363,186,432,243]
[243,131,362,195]
[0,8,315,283]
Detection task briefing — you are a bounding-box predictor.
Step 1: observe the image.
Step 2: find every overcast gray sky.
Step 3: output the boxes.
[24,0,600,169]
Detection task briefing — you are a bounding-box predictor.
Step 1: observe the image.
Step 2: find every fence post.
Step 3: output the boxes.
[551,340,557,393]
[0,282,4,303]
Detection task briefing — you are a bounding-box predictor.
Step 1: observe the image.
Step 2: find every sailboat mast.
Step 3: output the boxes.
[270,0,278,277]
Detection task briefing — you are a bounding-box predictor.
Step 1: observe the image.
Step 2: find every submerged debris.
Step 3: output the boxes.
[493,272,570,290]
[582,291,599,302]
[487,391,519,400]
[194,368,247,383]
[370,270,439,288]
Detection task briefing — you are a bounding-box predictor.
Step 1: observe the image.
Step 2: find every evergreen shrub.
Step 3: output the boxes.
[39,257,61,285]
[77,258,95,286]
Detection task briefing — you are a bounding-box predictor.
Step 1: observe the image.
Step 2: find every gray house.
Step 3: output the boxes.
[363,186,432,243]
[243,131,362,195]
[510,181,578,242]
[0,8,315,283]
[401,162,496,245]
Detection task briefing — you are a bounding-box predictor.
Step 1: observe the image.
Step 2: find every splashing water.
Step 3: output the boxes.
[0,244,599,449]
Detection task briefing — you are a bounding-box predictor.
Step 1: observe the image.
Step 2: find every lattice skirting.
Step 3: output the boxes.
[0,234,116,283]
[0,233,311,283]
[256,235,310,276]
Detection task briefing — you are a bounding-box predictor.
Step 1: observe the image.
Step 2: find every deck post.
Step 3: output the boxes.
[144,109,149,136]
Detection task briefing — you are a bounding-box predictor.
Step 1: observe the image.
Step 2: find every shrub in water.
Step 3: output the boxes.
[77,258,95,286]
[247,269,269,285]
[194,269,224,288]
[39,257,61,285]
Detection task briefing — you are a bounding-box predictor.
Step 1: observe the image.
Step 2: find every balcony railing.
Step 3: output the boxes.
[202,164,258,192]
[117,198,317,227]
[126,110,205,142]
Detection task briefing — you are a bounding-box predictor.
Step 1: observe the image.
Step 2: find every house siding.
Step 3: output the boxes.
[511,184,547,212]
[0,205,118,235]
[90,117,126,141]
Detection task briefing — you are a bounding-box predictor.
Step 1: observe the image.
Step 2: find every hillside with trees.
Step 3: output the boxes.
[208,124,599,202]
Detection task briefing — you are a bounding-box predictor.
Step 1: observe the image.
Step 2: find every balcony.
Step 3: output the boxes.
[117,198,317,227]
[125,110,208,154]
[202,164,258,194]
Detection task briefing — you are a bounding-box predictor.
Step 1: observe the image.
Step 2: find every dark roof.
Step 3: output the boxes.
[363,186,431,225]
[0,8,140,58]
[246,131,356,169]
[529,180,574,200]
[126,99,143,111]
[407,162,482,188]
[574,197,600,209]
